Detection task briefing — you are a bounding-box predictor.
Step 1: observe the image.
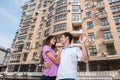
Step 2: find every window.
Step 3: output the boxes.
[15,45,23,51]
[23,53,28,61]
[72,0,80,3]
[44,0,47,3]
[43,10,46,14]
[46,20,51,27]
[85,4,91,9]
[111,5,120,13]
[37,32,41,38]
[31,26,35,31]
[20,28,28,33]
[49,5,54,11]
[54,23,66,32]
[39,24,43,29]
[97,0,104,6]
[18,35,26,41]
[106,43,116,55]
[88,33,95,41]
[114,15,120,24]
[56,6,67,14]
[44,28,50,37]
[11,54,21,61]
[72,5,80,12]
[108,0,119,3]
[99,9,106,15]
[26,43,30,50]
[27,9,34,15]
[35,42,40,48]
[48,12,53,19]
[89,46,97,55]
[23,20,31,26]
[8,65,15,72]
[117,28,120,36]
[33,52,38,60]
[28,34,33,40]
[86,12,91,18]
[101,18,108,26]
[87,21,93,28]
[54,14,67,22]
[104,30,112,39]
[72,14,81,21]
[41,16,44,21]
[56,0,67,6]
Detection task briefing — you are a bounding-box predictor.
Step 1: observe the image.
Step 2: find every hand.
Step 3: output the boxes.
[44,61,52,69]
[57,48,62,54]
[79,34,87,44]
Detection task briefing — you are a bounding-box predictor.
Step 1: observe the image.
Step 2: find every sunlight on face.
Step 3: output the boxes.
[60,35,66,44]
[50,37,56,46]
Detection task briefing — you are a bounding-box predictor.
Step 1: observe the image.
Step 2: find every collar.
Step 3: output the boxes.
[62,45,74,49]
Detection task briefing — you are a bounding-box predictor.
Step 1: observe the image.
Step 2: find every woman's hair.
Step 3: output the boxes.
[43,35,56,49]
[40,35,56,64]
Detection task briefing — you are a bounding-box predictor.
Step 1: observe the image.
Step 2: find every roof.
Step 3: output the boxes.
[0,47,8,53]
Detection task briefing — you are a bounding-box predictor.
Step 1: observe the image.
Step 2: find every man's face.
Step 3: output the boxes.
[60,35,67,44]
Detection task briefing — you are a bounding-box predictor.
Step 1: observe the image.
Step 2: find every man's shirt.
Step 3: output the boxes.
[56,45,82,80]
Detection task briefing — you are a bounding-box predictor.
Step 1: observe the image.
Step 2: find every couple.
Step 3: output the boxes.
[41,32,89,80]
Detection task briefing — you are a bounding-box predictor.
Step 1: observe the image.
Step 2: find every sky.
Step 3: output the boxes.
[0,0,29,48]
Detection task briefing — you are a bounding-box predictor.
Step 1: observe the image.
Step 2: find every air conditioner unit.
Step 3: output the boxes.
[44,18,47,21]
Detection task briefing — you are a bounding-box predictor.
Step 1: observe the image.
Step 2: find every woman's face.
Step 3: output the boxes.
[50,37,56,46]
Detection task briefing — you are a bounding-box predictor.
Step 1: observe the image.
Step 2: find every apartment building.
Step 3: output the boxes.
[5,0,120,80]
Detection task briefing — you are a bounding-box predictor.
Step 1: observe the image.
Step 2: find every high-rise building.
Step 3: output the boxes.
[5,0,120,80]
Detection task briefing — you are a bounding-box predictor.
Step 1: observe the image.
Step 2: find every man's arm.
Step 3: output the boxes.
[81,43,89,62]
[79,34,89,62]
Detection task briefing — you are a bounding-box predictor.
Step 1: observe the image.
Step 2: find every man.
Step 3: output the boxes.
[44,32,89,80]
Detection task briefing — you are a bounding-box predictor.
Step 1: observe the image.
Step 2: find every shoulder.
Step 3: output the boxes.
[43,45,50,49]
[74,47,81,52]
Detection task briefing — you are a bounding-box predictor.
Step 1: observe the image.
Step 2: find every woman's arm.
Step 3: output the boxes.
[46,49,61,64]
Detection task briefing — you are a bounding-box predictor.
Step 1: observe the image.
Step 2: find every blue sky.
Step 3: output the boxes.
[0,0,29,48]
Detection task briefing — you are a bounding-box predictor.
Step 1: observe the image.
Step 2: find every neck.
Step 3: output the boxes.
[63,42,71,48]
[49,44,52,47]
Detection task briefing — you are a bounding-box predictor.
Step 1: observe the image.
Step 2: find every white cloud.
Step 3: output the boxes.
[0,34,13,48]
[14,0,30,6]
[0,8,19,23]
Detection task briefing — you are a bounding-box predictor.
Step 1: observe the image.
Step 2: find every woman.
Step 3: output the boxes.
[41,35,61,80]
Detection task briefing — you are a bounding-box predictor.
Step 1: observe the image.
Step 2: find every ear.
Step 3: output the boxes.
[66,36,69,40]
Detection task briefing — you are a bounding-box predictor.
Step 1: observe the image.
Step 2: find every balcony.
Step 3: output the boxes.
[98,14,107,19]
[100,25,110,30]
[72,41,81,47]
[71,2,81,5]
[72,18,82,26]
[103,37,114,44]
[71,30,82,37]
[96,4,105,9]
[78,71,118,79]
[13,48,23,53]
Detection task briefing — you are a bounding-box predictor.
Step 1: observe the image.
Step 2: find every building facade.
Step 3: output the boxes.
[5,0,120,80]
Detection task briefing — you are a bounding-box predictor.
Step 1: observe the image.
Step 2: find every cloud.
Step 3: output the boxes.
[0,33,13,48]
[14,0,30,6]
[0,8,19,23]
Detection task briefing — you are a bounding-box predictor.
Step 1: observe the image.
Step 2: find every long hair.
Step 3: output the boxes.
[40,35,56,64]
[43,35,56,49]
